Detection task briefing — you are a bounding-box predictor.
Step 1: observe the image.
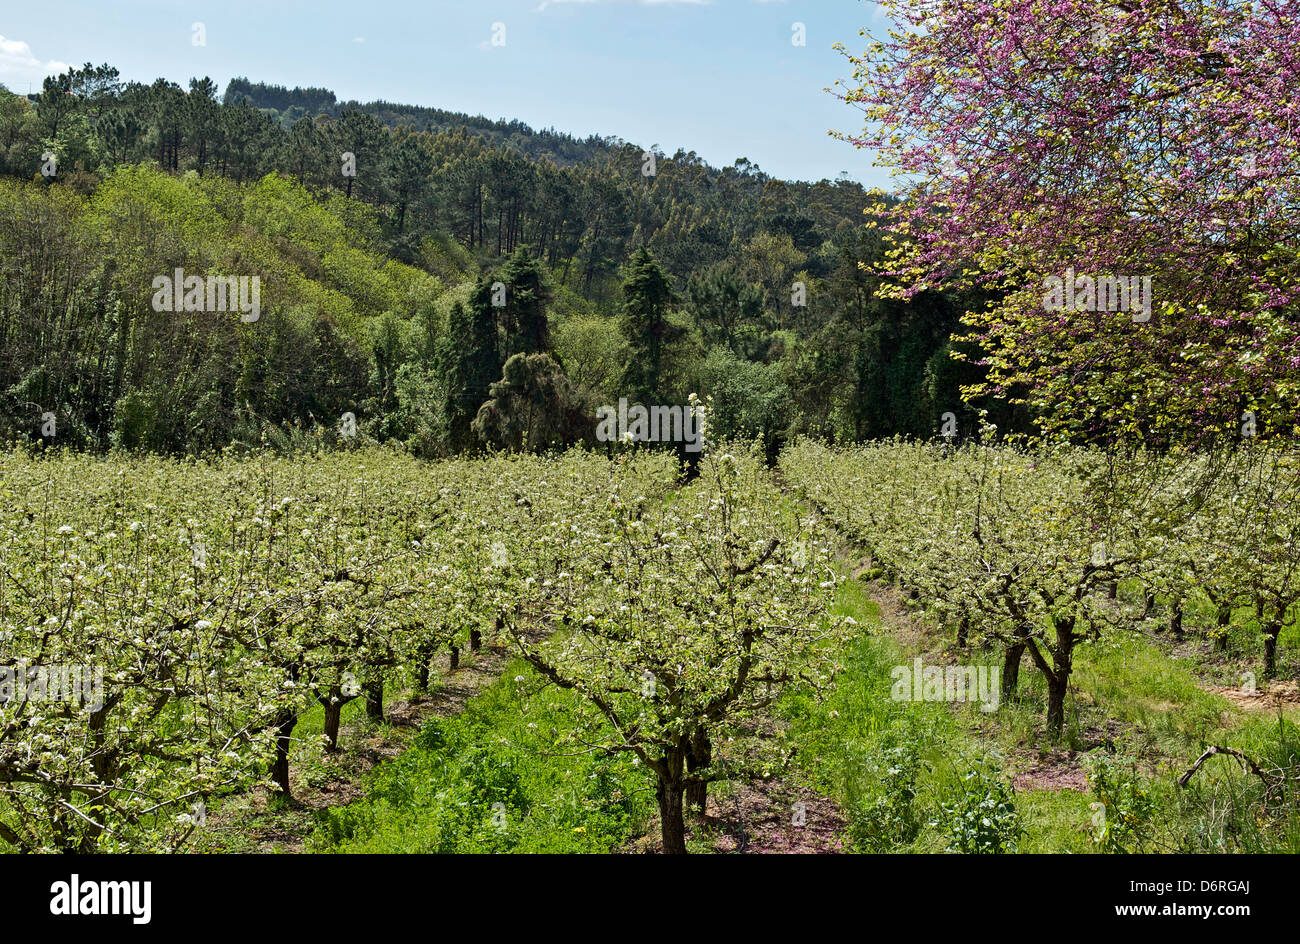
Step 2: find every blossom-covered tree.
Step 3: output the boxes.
[838,0,1300,444]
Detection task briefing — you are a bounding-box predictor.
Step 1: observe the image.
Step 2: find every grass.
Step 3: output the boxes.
[773,567,1300,853]
[1073,633,1234,745]
[209,554,1300,855]
[307,662,653,853]
[777,578,1029,853]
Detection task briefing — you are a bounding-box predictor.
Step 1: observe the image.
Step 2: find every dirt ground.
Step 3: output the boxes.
[623,777,848,854]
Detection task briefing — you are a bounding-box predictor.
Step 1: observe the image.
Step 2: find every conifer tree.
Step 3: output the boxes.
[617,248,681,406]
[498,246,552,358]
[440,291,501,451]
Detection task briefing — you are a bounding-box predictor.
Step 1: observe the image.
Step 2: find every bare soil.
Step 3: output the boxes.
[1203,678,1300,715]
[623,777,847,854]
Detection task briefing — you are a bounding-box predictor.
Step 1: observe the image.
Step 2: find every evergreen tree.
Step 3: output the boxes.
[440,290,501,452]
[617,248,682,406]
[687,265,765,357]
[472,352,591,453]
[498,246,552,359]
[185,77,220,175]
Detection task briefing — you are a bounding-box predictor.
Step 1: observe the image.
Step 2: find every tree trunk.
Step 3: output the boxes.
[1107,580,1118,600]
[415,639,437,693]
[470,627,482,651]
[1002,642,1025,697]
[270,712,296,796]
[956,616,969,650]
[1143,590,1156,619]
[364,678,384,722]
[657,779,687,855]
[1045,673,1068,739]
[1170,600,1184,640]
[449,644,460,672]
[1263,621,1282,678]
[322,694,345,753]
[1215,603,1231,651]
[1027,619,1075,741]
[655,745,689,854]
[685,732,711,813]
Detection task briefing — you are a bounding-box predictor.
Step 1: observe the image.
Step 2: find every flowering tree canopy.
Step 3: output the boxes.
[838,0,1300,443]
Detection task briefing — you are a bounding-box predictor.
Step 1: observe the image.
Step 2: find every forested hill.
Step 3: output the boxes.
[219,76,876,253]
[0,63,1017,456]
[224,77,612,168]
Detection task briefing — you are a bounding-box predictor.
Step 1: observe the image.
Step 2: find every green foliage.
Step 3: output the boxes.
[0,85,43,177]
[849,742,925,853]
[497,246,552,358]
[934,764,1022,854]
[471,352,592,453]
[312,667,652,853]
[553,315,628,400]
[1082,749,1158,853]
[616,248,686,405]
[388,363,448,457]
[687,265,766,356]
[0,64,1011,457]
[440,292,501,451]
[698,348,789,450]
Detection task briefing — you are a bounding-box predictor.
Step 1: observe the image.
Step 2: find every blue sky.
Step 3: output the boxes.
[0,0,890,186]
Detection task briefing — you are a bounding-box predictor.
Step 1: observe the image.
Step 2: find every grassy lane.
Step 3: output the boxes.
[204,641,517,853]
[777,466,1300,854]
[780,569,1300,853]
[308,657,656,853]
[777,578,1024,853]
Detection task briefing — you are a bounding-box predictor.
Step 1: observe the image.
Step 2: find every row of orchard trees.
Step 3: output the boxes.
[0,440,849,853]
[0,446,652,851]
[499,445,849,853]
[780,438,1300,739]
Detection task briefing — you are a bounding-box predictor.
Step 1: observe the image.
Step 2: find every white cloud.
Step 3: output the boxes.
[352,36,366,44]
[0,35,69,88]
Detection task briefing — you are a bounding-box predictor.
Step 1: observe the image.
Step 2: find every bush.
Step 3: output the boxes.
[1082,749,1157,853]
[935,763,1021,854]
[848,743,924,853]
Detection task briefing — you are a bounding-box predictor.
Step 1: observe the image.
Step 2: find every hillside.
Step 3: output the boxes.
[0,66,1007,456]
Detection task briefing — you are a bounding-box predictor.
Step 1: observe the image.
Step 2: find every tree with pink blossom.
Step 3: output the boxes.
[837,0,1300,444]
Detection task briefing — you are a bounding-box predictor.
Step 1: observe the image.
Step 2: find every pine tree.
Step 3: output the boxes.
[617,248,681,405]
[498,247,552,358]
[440,291,501,452]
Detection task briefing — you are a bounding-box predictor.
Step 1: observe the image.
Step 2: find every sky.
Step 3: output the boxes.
[0,0,892,187]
